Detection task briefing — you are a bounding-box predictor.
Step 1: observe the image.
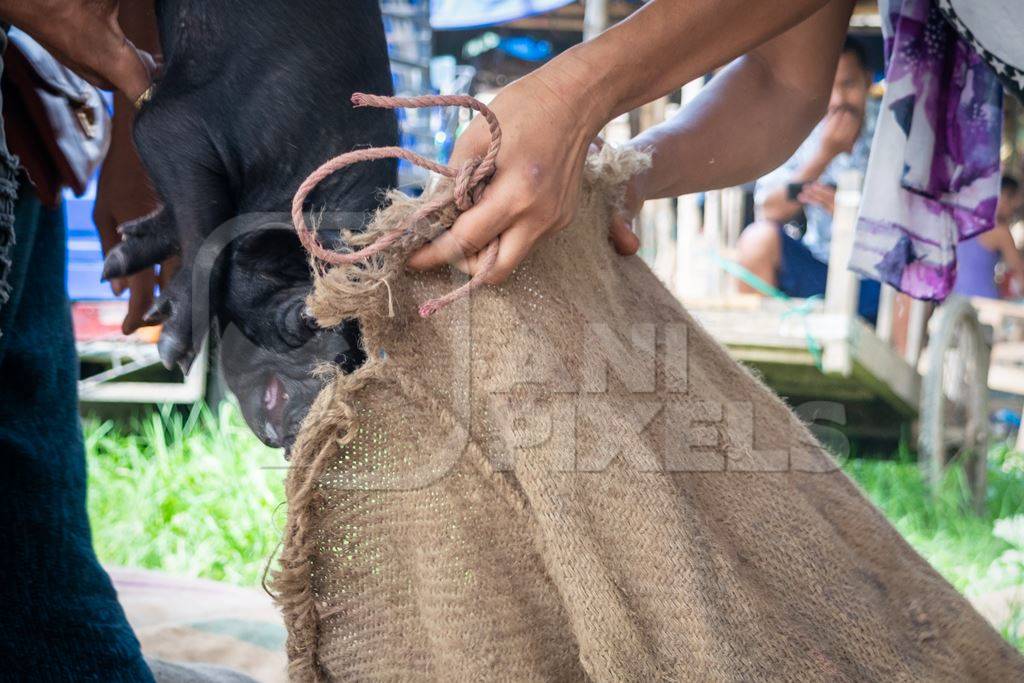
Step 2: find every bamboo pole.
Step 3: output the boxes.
[583,0,608,40]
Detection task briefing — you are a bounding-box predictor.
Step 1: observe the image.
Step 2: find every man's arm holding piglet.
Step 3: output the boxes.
[0,0,152,100]
[0,0,164,333]
[92,0,179,335]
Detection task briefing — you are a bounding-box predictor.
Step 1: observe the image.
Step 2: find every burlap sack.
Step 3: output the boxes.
[274,146,1024,681]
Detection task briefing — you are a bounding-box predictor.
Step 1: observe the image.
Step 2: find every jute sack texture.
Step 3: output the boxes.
[273,145,1024,681]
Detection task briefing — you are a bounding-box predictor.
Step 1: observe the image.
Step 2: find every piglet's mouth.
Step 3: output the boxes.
[263,373,289,447]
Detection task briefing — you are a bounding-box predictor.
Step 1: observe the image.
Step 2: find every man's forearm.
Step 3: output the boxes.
[529,0,833,139]
[584,0,854,199]
[629,54,830,199]
[0,0,151,99]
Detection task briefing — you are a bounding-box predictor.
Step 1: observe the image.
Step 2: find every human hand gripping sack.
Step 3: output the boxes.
[407,63,606,283]
[606,148,646,257]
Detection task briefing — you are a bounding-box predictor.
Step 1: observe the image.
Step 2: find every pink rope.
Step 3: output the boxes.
[291,93,502,317]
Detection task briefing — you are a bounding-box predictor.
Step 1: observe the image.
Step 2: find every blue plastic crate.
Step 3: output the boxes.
[65,179,121,302]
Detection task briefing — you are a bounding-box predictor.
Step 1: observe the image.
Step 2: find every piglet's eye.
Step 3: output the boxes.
[279,301,317,348]
[300,307,319,330]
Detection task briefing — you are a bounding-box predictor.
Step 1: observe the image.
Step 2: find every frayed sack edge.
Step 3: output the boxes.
[269,145,650,682]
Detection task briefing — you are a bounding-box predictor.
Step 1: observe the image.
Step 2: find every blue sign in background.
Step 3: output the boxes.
[65,180,115,301]
[430,0,574,30]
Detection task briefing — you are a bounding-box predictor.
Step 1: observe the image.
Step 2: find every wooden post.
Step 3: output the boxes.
[820,170,863,375]
[825,170,863,317]
[904,299,929,366]
[721,186,744,249]
[876,284,896,343]
[703,190,723,296]
[675,193,701,298]
[650,198,676,284]
[584,0,608,40]
[636,97,671,272]
[675,79,704,298]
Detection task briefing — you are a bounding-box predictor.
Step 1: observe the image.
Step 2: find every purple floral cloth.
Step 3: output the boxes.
[850,0,1004,300]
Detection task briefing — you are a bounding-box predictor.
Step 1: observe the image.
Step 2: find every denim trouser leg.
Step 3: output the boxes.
[0,30,154,683]
[0,31,16,329]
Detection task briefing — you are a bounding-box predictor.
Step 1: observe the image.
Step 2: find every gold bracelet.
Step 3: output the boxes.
[134,85,154,109]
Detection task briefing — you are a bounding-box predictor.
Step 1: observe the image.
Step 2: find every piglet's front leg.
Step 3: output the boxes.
[102,99,234,374]
[101,207,179,284]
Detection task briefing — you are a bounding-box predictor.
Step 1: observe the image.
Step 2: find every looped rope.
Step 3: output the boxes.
[711,251,825,371]
[291,93,502,317]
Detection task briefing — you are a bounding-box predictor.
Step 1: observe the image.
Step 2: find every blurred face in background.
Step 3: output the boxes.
[829,51,872,122]
[996,184,1022,227]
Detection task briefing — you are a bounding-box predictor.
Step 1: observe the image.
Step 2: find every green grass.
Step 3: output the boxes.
[1003,605,1024,654]
[85,405,1024,650]
[85,403,285,586]
[843,443,1024,652]
[843,443,1024,596]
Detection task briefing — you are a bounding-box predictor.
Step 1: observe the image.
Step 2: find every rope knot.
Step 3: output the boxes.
[453,157,491,211]
[291,93,503,318]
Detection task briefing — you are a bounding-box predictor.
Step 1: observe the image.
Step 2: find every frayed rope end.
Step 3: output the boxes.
[301,93,503,319]
[418,299,443,318]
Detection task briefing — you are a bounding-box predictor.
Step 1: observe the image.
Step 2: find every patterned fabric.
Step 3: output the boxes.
[939,0,1024,102]
[755,103,877,264]
[0,170,17,328]
[111,567,286,682]
[850,0,1004,300]
[0,28,20,337]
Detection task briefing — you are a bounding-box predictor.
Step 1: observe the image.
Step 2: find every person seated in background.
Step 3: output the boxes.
[953,175,1024,300]
[734,37,880,322]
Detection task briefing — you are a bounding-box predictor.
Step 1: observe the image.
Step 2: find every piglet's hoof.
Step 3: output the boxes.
[102,208,179,280]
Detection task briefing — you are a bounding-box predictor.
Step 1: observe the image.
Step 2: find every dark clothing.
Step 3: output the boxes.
[0,29,153,682]
[777,225,881,324]
[0,30,15,322]
[0,178,154,682]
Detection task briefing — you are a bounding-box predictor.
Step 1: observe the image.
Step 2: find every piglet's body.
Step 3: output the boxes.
[104,0,399,449]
